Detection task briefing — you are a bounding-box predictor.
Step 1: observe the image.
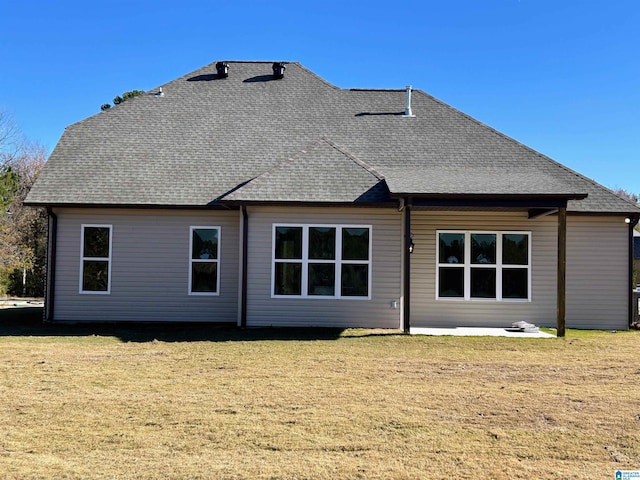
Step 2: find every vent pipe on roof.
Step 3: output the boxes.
[272,62,286,79]
[403,85,416,118]
[216,61,229,78]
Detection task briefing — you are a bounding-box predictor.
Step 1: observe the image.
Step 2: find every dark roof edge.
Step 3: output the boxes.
[26,200,398,210]
[24,202,238,211]
[389,192,588,201]
[566,211,640,217]
[221,200,397,208]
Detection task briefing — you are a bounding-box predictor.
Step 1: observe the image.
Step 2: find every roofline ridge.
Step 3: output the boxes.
[228,136,384,197]
[220,137,325,197]
[319,136,385,180]
[412,89,640,213]
[295,63,340,90]
[349,88,406,92]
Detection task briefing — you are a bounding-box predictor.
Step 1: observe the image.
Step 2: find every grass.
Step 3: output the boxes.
[1,308,639,479]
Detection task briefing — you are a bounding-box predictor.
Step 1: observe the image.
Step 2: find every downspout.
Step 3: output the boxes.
[241,205,249,328]
[629,215,639,327]
[45,207,57,323]
[403,197,412,334]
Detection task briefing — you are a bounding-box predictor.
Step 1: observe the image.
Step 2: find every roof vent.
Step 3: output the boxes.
[403,85,416,118]
[216,61,229,78]
[272,62,286,79]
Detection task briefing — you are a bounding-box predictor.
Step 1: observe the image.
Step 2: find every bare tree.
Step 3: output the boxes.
[0,113,48,296]
[614,188,639,204]
[0,108,25,168]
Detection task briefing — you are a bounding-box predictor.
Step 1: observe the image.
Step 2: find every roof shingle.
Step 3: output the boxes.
[26,60,640,215]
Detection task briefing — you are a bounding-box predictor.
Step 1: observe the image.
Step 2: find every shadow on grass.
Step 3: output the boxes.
[0,308,346,342]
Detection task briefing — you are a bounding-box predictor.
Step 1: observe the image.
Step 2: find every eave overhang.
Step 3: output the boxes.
[389,192,587,209]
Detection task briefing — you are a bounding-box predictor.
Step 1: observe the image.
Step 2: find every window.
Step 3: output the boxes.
[189,227,220,295]
[272,224,371,299]
[437,231,530,301]
[80,225,112,294]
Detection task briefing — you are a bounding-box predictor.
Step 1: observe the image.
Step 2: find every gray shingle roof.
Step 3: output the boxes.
[380,166,584,197]
[225,137,387,203]
[26,60,640,214]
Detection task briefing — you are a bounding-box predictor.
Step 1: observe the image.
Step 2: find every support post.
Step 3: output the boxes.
[557,207,567,337]
[403,198,412,334]
[45,207,57,323]
[241,206,248,328]
[629,216,639,327]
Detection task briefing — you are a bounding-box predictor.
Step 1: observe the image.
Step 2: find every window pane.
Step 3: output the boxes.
[438,267,464,297]
[439,233,464,264]
[342,228,369,261]
[470,268,496,298]
[341,264,368,296]
[503,234,528,265]
[309,227,336,260]
[503,268,528,299]
[308,263,335,296]
[275,227,302,259]
[82,260,109,291]
[191,262,218,293]
[471,234,496,264]
[84,227,110,258]
[192,229,218,260]
[274,262,302,295]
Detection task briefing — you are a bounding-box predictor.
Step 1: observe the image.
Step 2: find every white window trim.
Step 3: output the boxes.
[189,226,221,296]
[436,230,531,302]
[271,224,372,300]
[79,224,113,295]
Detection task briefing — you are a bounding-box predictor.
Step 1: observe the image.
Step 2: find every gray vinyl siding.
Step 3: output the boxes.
[410,211,630,330]
[566,216,628,330]
[52,208,239,322]
[245,206,402,328]
[410,211,558,328]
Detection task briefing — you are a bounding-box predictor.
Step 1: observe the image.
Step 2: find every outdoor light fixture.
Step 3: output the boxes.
[272,62,286,79]
[625,217,632,224]
[216,61,229,78]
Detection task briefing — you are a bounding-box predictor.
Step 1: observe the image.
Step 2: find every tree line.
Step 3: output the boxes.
[0,109,47,296]
[0,89,143,297]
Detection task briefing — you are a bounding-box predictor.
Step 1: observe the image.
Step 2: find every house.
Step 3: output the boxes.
[25,60,640,332]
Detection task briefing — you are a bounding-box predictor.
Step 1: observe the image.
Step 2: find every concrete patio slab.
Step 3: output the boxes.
[410,327,556,338]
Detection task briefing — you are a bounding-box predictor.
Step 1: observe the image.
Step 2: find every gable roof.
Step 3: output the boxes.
[26,60,640,215]
[225,137,387,203]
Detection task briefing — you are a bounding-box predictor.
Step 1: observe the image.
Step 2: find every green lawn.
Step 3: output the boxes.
[1,308,639,479]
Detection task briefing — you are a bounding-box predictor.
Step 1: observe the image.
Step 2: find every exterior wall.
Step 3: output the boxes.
[410,211,629,330]
[245,206,403,328]
[52,208,239,322]
[48,206,629,329]
[410,211,558,328]
[566,216,628,329]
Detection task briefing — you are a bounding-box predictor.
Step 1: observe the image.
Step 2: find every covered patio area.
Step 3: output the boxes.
[410,326,556,338]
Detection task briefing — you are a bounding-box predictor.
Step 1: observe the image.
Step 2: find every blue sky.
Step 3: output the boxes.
[1,0,638,193]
